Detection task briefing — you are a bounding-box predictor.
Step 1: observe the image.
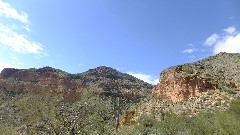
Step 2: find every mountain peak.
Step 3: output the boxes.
[85,66,118,75]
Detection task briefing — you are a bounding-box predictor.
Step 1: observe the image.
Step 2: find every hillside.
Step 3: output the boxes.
[0,66,153,134]
[0,66,153,101]
[154,52,240,102]
[0,53,240,134]
[117,52,240,134]
[142,52,240,116]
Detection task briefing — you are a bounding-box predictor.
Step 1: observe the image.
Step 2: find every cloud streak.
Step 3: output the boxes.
[127,72,159,85]
[0,0,29,23]
[182,48,195,54]
[223,26,236,34]
[0,0,46,70]
[204,33,219,47]
[0,0,45,55]
[0,24,43,54]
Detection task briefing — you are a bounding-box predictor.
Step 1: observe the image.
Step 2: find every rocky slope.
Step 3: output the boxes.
[77,66,153,91]
[0,66,153,101]
[153,52,240,103]
[117,52,240,128]
[0,66,153,134]
[0,67,76,93]
[1,53,240,134]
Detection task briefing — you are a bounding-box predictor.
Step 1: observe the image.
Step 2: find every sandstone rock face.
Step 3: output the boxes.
[154,52,240,103]
[154,66,216,103]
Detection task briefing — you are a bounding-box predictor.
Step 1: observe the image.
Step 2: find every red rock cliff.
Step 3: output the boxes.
[153,65,217,103]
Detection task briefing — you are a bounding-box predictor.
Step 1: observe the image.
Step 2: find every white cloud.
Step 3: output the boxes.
[153,79,159,85]
[204,33,219,46]
[0,1,46,71]
[203,26,240,54]
[0,0,29,24]
[0,1,46,56]
[0,24,43,54]
[127,72,159,85]
[213,33,240,54]
[182,48,194,53]
[223,26,236,34]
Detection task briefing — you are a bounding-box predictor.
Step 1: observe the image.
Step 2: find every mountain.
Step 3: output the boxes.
[0,66,153,101]
[0,66,153,134]
[114,52,240,134]
[1,53,240,134]
[117,52,240,134]
[77,66,152,89]
[139,52,240,116]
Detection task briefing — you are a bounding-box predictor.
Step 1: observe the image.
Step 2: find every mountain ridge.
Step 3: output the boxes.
[0,66,149,84]
[1,52,240,134]
[0,66,153,101]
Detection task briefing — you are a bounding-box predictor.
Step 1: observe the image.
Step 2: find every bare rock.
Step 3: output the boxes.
[153,52,240,103]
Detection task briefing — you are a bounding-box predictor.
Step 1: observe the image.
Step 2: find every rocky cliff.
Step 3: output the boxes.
[154,52,240,103]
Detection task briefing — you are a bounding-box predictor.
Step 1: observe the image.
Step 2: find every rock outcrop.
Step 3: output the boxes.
[154,52,240,103]
[154,66,217,103]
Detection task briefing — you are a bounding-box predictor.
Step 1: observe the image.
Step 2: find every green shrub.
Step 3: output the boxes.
[221,86,237,94]
[228,98,240,118]
[182,65,195,74]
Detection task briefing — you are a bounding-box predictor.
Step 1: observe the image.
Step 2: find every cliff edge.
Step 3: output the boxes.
[154,52,240,103]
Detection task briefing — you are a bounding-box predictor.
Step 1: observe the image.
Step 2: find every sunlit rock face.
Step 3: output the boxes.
[154,52,240,103]
[153,66,216,103]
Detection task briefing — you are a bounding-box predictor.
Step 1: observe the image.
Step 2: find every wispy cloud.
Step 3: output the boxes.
[182,48,195,54]
[204,26,240,54]
[223,26,236,34]
[0,0,46,55]
[0,24,43,54]
[0,0,29,23]
[204,33,219,46]
[127,72,159,85]
[0,0,46,70]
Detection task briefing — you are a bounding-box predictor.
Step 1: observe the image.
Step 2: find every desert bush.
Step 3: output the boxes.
[221,86,237,94]
[182,65,195,74]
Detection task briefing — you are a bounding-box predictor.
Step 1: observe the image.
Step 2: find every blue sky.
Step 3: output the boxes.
[0,0,240,84]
